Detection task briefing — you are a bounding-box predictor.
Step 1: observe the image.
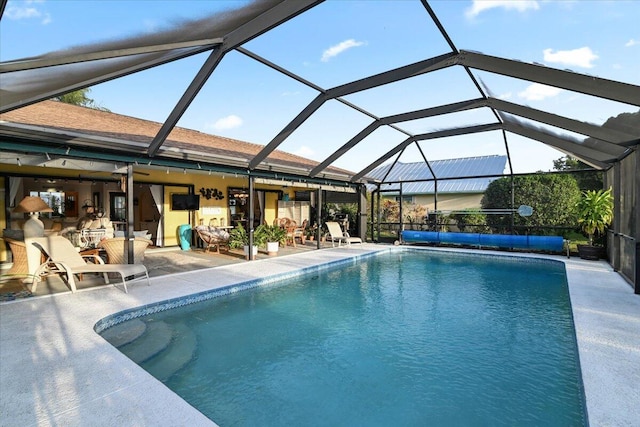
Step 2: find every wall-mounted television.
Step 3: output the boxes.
[171,193,200,211]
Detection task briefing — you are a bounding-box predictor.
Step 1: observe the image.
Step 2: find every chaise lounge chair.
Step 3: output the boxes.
[325,221,362,247]
[29,236,150,293]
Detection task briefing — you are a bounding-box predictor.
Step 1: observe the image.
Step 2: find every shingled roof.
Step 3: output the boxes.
[0,100,353,179]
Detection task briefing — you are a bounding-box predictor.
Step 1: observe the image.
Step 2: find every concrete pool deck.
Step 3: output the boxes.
[1,244,638,426]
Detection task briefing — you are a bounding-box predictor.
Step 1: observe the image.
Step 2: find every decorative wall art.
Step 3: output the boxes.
[199,187,225,200]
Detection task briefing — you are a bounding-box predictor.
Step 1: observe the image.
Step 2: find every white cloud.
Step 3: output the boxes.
[293,146,315,158]
[211,115,242,130]
[625,39,639,47]
[465,0,539,19]
[498,91,512,100]
[321,39,366,62]
[543,47,598,68]
[5,5,40,19]
[518,83,562,101]
[5,1,50,24]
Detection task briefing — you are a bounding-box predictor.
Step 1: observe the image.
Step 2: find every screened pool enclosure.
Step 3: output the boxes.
[1,0,638,290]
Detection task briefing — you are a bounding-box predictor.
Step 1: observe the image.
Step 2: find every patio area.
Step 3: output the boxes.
[0,239,334,300]
[0,245,638,426]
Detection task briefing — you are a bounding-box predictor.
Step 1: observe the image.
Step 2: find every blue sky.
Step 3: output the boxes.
[2,0,639,175]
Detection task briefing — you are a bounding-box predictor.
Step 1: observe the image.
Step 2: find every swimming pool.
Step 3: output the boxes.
[100,250,587,426]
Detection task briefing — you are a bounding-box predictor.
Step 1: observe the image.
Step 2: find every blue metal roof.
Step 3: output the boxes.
[366,155,507,194]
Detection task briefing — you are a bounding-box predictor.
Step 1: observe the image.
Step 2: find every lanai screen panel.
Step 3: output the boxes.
[1,0,638,183]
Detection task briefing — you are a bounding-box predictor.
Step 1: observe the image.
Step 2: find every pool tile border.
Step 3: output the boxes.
[95,250,380,333]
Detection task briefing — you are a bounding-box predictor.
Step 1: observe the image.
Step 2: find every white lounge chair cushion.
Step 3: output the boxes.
[28,236,149,293]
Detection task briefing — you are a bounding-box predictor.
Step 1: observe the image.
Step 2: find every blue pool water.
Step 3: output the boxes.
[102,250,587,426]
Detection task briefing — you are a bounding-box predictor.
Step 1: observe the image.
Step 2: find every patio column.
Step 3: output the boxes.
[316,188,322,249]
[126,164,134,264]
[399,182,403,239]
[357,184,367,241]
[376,187,381,243]
[248,175,255,260]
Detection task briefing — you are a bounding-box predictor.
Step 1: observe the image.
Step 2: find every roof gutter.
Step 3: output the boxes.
[0,139,359,189]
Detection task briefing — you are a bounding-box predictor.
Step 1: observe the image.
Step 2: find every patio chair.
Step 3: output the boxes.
[284,219,298,247]
[194,226,230,254]
[98,237,152,264]
[273,218,291,228]
[29,236,149,293]
[325,221,362,247]
[1,237,28,277]
[293,219,308,245]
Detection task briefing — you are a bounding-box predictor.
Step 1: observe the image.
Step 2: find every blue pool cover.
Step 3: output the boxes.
[401,231,565,252]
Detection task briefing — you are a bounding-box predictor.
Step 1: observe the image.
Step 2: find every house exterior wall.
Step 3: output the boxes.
[1,165,316,256]
[399,192,484,212]
[0,176,6,262]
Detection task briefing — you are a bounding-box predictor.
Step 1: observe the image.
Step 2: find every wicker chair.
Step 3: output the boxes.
[284,220,298,247]
[195,226,230,254]
[1,237,28,276]
[98,237,152,264]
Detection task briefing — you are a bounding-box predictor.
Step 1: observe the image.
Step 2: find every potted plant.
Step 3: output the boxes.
[575,188,613,260]
[255,224,286,256]
[305,224,316,241]
[228,224,261,260]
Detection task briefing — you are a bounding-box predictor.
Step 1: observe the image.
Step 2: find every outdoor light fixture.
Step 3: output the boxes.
[45,152,51,161]
[61,159,66,166]
[65,147,70,155]
[13,196,53,238]
[17,158,21,166]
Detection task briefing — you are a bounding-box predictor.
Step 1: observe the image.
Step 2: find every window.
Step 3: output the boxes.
[30,191,65,218]
[110,192,126,221]
[395,196,413,204]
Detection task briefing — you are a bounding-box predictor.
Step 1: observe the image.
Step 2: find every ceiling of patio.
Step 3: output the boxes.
[1,0,638,185]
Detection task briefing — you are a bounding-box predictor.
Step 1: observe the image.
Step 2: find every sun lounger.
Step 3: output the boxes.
[325,221,362,247]
[29,236,149,293]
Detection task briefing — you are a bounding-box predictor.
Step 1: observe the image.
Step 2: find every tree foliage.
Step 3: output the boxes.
[403,202,427,229]
[53,88,110,111]
[481,174,581,234]
[449,210,489,233]
[553,155,602,191]
[380,199,399,223]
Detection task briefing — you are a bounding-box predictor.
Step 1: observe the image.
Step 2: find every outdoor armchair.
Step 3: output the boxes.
[195,225,230,254]
[98,237,152,264]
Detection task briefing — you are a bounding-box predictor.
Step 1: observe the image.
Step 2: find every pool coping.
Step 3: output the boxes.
[1,244,638,426]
